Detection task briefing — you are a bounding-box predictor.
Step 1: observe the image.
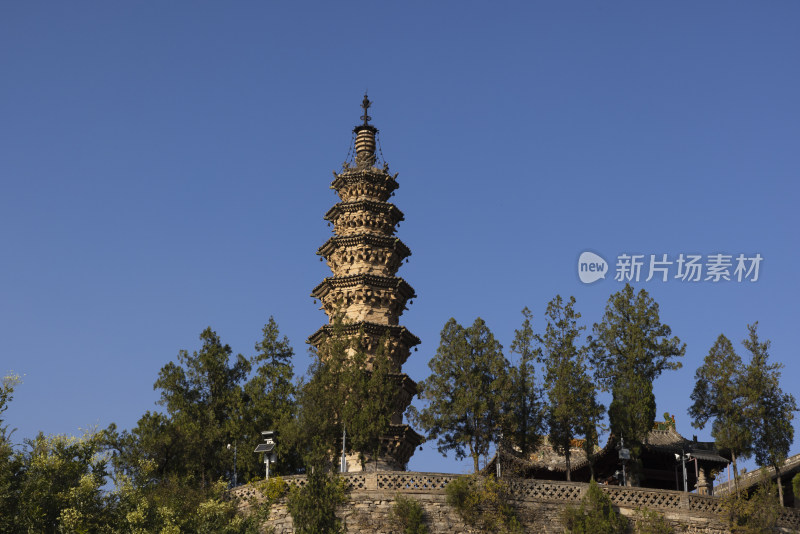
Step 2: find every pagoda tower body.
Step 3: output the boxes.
[309,96,421,470]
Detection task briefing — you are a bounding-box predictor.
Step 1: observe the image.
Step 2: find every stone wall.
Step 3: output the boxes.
[232,472,800,533]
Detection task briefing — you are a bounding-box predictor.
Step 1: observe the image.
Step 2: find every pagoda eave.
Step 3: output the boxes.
[384,424,423,467]
[331,169,399,193]
[310,274,416,300]
[323,200,404,223]
[392,372,418,398]
[307,322,420,349]
[316,234,411,260]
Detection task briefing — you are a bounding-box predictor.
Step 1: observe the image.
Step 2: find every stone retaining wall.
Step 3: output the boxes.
[231,472,800,533]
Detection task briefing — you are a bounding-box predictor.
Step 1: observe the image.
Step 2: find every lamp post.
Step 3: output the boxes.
[227,442,238,488]
[496,431,503,478]
[618,437,630,486]
[341,425,347,473]
[674,449,689,492]
[254,430,276,480]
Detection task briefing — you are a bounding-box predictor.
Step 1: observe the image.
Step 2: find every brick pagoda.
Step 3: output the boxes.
[309,96,421,470]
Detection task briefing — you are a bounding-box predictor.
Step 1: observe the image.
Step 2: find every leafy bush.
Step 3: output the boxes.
[237,476,288,530]
[721,477,781,534]
[634,506,673,534]
[562,480,627,534]
[445,474,522,534]
[286,471,346,534]
[392,494,428,534]
[255,476,288,504]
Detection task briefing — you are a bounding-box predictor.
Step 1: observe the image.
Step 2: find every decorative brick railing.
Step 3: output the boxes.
[231,471,800,528]
[714,452,800,496]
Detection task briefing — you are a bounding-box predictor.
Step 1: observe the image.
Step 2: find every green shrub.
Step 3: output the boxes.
[286,471,346,534]
[634,506,673,534]
[563,480,627,534]
[445,474,522,534]
[392,494,428,534]
[256,476,288,504]
[239,476,288,530]
[721,477,781,534]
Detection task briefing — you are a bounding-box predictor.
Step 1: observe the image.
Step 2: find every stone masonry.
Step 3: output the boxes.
[232,473,800,533]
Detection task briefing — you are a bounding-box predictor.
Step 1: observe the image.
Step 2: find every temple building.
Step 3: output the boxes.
[308,96,421,471]
[488,418,730,494]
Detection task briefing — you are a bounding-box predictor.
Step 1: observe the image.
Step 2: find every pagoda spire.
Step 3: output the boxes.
[360,93,372,126]
[354,93,378,168]
[310,97,421,470]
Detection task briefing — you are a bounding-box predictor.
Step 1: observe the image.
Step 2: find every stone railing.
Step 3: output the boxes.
[231,472,800,529]
[714,452,800,496]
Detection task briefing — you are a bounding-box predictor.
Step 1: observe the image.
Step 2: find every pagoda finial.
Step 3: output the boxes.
[354,93,377,167]
[360,93,372,126]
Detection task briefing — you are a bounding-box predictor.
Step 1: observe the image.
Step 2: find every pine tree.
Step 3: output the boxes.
[504,307,544,459]
[539,296,602,482]
[742,323,797,506]
[590,284,684,484]
[412,317,509,473]
[118,322,297,486]
[242,317,298,478]
[286,323,398,471]
[688,334,752,496]
[151,328,250,487]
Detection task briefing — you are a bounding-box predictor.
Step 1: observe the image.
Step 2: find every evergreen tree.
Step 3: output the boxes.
[0,374,22,533]
[117,321,297,487]
[286,324,398,471]
[412,317,509,473]
[688,334,752,496]
[0,336,282,533]
[539,296,602,481]
[504,307,544,459]
[607,372,656,480]
[345,335,398,470]
[590,284,684,484]
[242,317,298,478]
[742,323,797,506]
[151,327,250,487]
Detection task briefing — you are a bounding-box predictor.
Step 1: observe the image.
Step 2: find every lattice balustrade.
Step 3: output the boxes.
[688,494,725,514]
[282,475,307,489]
[343,473,368,490]
[230,486,261,502]
[376,472,457,491]
[779,509,800,530]
[505,480,584,502]
[605,487,683,510]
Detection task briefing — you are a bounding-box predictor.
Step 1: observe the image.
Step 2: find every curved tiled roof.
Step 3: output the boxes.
[486,427,728,477]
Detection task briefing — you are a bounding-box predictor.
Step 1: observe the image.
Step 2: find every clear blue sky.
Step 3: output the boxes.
[2,2,798,477]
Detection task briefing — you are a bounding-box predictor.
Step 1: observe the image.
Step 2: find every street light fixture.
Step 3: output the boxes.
[254,430,277,480]
[227,442,238,487]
